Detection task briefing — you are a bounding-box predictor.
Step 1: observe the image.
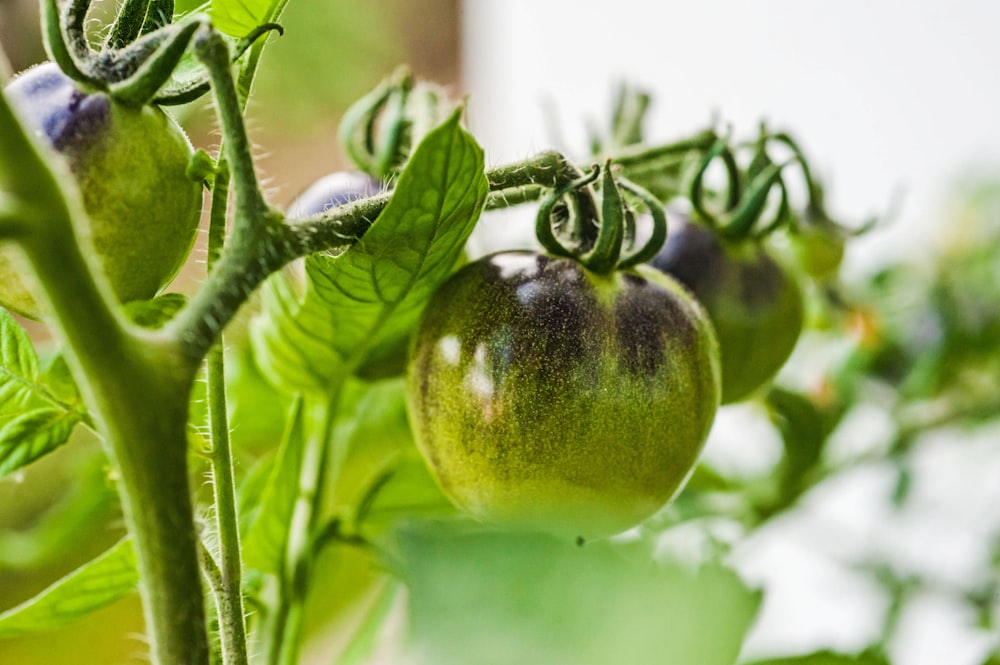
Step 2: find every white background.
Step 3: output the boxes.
[461,0,1000,269]
[461,2,1000,663]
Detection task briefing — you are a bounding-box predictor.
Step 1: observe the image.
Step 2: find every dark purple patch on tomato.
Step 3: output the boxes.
[6,63,111,153]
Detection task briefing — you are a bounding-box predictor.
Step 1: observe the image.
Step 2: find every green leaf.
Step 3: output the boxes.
[0,538,138,637]
[393,523,761,665]
[208,0,283,38]
[336,581,405,665]
[0,453,117,569]
[0,307,40,413]
[242,397,306,574]
[251,111,488,394]
[0,309,84,477]
[325,379,454,537]
[744,650,890,665]
[0,408,81,477]
[122,293,188,329]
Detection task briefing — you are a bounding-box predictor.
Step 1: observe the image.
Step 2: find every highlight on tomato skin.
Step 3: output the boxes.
[405,250,721,540]
[649,216,805,405]
[0,62,203,319]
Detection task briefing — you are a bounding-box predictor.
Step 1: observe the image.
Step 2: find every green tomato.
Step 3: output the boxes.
[406,251,721,539]
[789,222,846,279]
[650,217,804,404]
[0,63,202,319]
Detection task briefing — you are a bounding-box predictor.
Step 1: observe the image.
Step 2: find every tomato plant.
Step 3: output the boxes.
[0,63,202,318]
[650,215,804,404]
[0,3,996,665]
[407,250,719,539]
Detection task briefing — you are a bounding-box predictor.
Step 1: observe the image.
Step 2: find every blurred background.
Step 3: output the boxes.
[1,1,998,663]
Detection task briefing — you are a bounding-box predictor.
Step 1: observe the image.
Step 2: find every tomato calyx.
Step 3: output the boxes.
[338,67,459,179]
[43,0,282,107]
[534,161,668,275]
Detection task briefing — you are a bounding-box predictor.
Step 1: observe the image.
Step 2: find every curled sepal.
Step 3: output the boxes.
[141,0,176,35]
[105,0,152,51]
[338,67,414,178]
[108,17,206,107]
[41,0,101,88]
[616,177,668,270]
[581,160,626,274]
[61,0,97,68]
[687,133,740,229]
[716,158,794,241]
[607,82,651,152]
[535,165,601,260]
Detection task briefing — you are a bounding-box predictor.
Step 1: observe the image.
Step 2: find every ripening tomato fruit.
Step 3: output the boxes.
[650,217,804,404]
[0,62,202,318]
[406,251,720,539]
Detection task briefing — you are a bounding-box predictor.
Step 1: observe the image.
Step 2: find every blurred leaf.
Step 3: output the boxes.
[744,650,890,665]
[0,310,85,477]
[336,581,404,665]
[0,453,117,569]
[37,353,80,408]
[0,409,80,478]
[324,379,454,538]
[393,522,761,665]
[226,343,291,452]
[0,308,39,411]
[766,387,828,478]
[249,2,404,130]
[208,0,284,38]
[122,293,188,329]
[242,397,306,575]
[251,112,487,394]
[0,538,137,637]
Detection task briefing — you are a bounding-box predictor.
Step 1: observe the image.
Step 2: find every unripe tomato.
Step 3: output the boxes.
[650,217,804,404]
[0,63,202,318]
[406,251,720,539]
[788,222,846,280]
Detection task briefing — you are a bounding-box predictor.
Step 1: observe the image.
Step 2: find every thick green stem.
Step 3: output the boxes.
[0,90,207,664]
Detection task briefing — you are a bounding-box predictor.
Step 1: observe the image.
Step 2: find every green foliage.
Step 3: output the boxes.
[251,110,488,393]
[0,310,84,477]
[745,651,890,665]
[394,523,760,665]
[0,538,137,637]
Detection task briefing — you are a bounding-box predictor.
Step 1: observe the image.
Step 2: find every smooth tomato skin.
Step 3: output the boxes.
[285,171,382,219]
[0,63,202,318]
[406,251,721,539]
[789,224,846,279]
[650,218,804,404]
